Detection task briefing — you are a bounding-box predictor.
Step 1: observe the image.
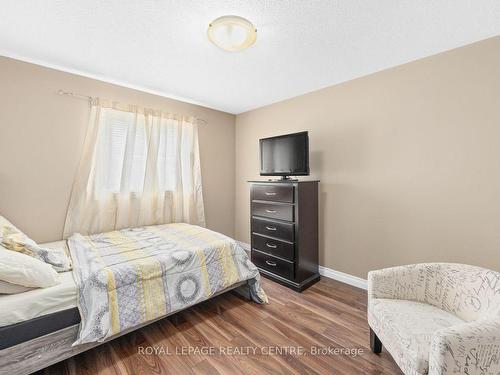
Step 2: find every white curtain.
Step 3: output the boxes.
[63,100,205,238]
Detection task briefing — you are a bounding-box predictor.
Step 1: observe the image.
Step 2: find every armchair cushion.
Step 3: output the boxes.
[369,299,464,375]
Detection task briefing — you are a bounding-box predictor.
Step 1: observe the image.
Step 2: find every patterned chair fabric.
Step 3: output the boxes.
[368,263,500,375]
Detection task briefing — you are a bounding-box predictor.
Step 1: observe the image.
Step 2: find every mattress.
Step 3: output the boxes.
[0,308,80,350]
[0,241,77,328]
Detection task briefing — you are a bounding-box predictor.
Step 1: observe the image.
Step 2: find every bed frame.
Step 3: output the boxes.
[0,281,249,375]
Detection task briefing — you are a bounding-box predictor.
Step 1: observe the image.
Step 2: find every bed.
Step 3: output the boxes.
[0,224,266,375]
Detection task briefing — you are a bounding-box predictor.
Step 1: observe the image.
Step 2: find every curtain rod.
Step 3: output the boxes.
[57,89,94,102]
[56,89,207,125]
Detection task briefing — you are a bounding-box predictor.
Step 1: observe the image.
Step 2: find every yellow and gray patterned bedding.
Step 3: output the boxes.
[68,223,267,345]
[1,216,71,272]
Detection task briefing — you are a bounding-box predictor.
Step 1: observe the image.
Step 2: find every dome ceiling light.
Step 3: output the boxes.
[207,16,257,52]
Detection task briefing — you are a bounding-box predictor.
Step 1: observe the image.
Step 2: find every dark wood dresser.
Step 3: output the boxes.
[249,180,320,292]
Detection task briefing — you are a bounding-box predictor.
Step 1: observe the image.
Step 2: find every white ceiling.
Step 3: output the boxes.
[1,1,500,114]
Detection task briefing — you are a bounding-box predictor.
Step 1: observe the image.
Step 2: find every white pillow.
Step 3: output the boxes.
[0,246,59,287]
[0,280,33,294]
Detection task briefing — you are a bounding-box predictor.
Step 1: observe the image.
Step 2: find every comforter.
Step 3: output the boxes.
[68,223,267,345]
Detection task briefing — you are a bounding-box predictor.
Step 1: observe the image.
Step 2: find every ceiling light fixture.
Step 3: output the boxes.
[207,16,257,52]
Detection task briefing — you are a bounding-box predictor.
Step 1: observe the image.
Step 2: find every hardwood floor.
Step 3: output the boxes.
[34,277,402,375]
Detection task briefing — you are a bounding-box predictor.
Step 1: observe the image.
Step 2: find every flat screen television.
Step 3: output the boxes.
[260,131,309,180]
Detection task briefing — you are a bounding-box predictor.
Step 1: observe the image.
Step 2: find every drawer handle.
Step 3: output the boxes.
[266,243,277,248]
[265,192,277,196]
[265,226,277,231]
[265,260,277,267]
[265,209,277,213]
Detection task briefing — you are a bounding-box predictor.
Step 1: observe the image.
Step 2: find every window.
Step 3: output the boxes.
[64,102,205,237]
[92,108,179,195]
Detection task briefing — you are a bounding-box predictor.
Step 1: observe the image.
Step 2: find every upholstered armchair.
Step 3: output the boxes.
[367,263,500,375]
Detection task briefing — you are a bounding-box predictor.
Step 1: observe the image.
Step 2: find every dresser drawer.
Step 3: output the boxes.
[251,201,294,222]
[251,184,294,203]
[251,217,294,241]
[252,234,294,261]
[252,250,294,280]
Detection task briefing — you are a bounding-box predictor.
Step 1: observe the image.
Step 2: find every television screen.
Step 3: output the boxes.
[260,131,309,177]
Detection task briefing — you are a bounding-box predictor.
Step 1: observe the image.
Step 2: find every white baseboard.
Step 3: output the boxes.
[318,266,367,290]
[236,241,367,290]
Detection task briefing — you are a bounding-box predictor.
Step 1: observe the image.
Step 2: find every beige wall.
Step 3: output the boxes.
[235,36,500,278]
[2,36,500,278]
[0,56,236,243]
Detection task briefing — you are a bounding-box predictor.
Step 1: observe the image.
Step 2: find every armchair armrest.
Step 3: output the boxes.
[368,264,430,301]
[429,319,500,375]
